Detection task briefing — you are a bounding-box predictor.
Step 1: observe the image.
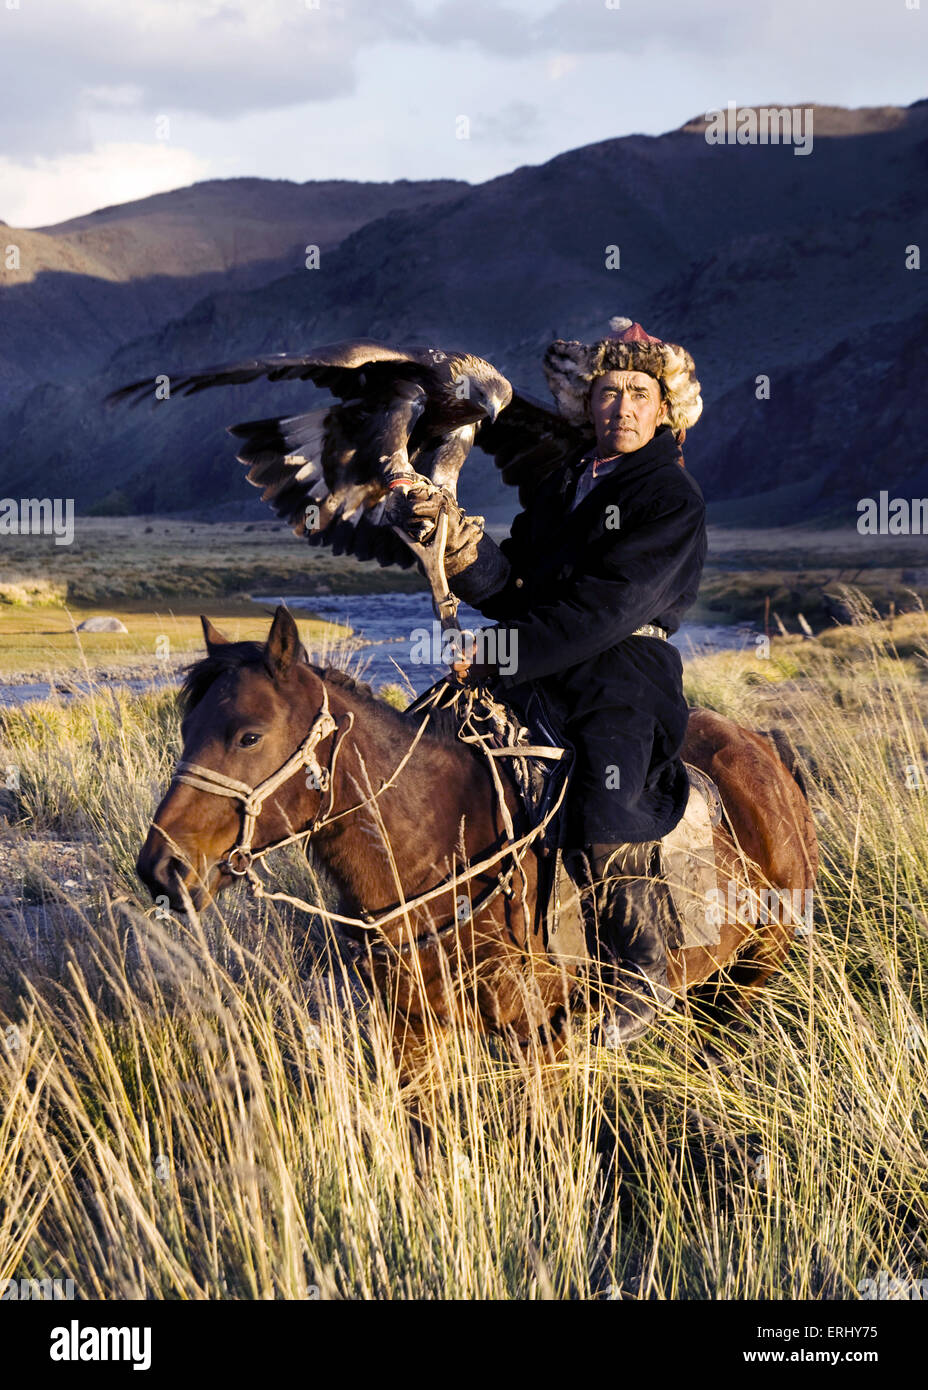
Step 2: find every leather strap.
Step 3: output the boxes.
[171,685,338,872]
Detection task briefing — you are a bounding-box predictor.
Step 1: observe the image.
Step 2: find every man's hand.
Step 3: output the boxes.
[449,640,500,691]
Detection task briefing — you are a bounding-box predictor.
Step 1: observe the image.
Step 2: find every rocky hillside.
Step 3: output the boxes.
[2,102,927,525]
[0,177,466,397]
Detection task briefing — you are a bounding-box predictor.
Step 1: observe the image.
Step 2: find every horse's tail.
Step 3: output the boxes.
[757,727,811,801]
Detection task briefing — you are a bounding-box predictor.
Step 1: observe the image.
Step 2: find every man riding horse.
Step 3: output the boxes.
[398,318,707,1045]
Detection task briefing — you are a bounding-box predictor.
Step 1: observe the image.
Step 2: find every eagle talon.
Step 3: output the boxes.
[407,513,442,545]
[383,479,445,541]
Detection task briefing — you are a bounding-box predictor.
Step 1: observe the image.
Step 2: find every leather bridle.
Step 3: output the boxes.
[151,678,572,961]
[169,683,342,876]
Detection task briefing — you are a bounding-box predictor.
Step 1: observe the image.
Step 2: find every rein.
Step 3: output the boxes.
[246,770,569,957]
[159,677,569,958]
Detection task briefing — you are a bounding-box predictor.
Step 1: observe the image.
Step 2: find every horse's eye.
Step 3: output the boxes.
[239,732,261,748]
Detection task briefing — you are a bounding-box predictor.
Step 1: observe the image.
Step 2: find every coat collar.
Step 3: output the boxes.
[526,427,682,583]
[563,425,681,510]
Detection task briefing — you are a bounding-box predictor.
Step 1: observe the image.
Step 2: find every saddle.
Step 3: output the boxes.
[542,757,724,974]
[406,678,725,970]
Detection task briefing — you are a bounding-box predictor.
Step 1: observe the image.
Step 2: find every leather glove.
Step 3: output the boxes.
[388,482,485,577]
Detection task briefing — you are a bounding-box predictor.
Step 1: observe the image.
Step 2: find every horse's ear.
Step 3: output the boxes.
[201,616,231,651]
[265,604,301,679]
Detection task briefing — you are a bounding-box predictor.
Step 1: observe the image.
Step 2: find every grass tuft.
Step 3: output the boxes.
[0,596,925,1299]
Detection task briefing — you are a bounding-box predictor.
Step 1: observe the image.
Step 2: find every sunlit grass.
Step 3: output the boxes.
[0,604,348,678]
[0,593,925,1299]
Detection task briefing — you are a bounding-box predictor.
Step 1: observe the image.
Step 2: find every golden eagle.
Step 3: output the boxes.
[108,337,591,570]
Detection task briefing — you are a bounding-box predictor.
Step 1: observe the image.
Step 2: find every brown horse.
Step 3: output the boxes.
[137,606,818,1055]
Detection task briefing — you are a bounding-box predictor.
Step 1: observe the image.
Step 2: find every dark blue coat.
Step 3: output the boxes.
[476,425,707,845]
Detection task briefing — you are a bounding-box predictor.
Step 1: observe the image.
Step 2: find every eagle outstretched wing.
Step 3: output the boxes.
[107,338,513,569]
[107,338,593,567]
[475,388,593,505]
[106,340,437,406]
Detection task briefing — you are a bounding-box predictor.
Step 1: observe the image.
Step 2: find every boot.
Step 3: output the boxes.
[588,840,677,1047]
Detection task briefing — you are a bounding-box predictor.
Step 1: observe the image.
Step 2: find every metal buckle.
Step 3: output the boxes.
[223,848,253,876]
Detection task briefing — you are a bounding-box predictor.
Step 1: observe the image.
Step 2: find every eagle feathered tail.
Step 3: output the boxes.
[229,409,416,568]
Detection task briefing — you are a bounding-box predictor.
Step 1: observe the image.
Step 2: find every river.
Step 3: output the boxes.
[0,592,760,707]
[256,592,760,695]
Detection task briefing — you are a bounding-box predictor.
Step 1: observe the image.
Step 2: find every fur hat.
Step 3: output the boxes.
[542,316,703,434]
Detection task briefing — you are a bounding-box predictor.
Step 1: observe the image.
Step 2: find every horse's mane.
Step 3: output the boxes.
[181,641,267,711]
[180,645,461,748]
[320,666,375,700]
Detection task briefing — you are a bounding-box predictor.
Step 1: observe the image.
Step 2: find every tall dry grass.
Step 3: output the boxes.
[0,599,926,1299]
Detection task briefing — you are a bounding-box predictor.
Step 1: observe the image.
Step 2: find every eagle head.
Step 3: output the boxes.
[448,354,513,423]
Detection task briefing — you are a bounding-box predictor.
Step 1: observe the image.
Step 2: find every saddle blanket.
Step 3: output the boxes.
[546,763,725,970]
[659,763,723,951]
[406,679,728,968]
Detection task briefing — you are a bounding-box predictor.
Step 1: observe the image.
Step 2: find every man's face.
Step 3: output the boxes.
[589,370,667,455]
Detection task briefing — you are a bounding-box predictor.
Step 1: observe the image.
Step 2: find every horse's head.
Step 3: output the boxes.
[137,605,334,911]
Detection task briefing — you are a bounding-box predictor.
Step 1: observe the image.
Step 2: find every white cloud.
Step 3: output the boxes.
[83,85,146,109]
[0,143,211,228]
[0,0,923,227]
[0,0,414,157]
[547,54,580,81]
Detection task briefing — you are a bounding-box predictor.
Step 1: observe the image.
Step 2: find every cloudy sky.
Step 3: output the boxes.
[1,0,925,228]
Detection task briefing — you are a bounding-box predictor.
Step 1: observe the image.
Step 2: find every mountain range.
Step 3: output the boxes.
[2,101,927,526]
